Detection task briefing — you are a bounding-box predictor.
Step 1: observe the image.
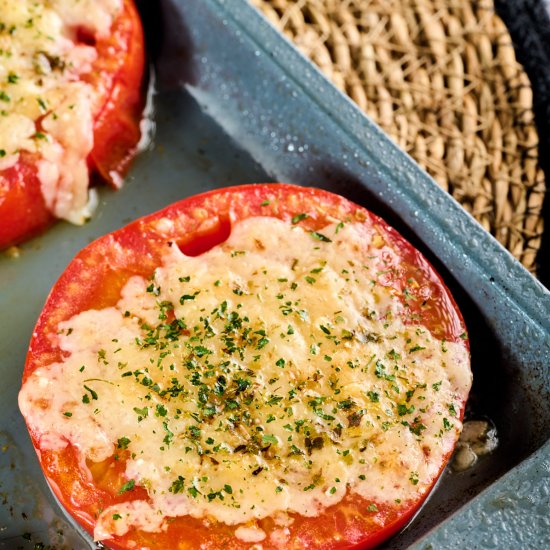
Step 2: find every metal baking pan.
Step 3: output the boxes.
[1,0,549,548]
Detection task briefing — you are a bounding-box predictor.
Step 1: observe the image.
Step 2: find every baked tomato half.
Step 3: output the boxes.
[19,184,472,549]
[0,0,145,250]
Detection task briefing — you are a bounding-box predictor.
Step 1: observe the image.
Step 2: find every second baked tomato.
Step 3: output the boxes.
[0,0,145,250]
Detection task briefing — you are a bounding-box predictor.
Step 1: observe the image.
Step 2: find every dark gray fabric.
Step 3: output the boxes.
[495,0,550,285]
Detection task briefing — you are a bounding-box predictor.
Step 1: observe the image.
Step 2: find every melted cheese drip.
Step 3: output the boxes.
[0,0,121,223]
[19,217,471,541]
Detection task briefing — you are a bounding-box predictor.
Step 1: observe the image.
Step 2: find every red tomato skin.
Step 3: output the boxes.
[87,0,146,186]
[0,0,145,250]
[0,155,54,248]
[22,184,469,549]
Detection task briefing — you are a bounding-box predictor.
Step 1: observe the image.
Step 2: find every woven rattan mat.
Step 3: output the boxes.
[251,0,546,275]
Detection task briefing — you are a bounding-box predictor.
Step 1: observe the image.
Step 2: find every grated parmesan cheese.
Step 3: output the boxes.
[19,217,471,541]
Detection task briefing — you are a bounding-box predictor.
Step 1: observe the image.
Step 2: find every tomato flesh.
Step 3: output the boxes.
[86,0,146,186]
[0,154,53,249]
[22,184,469,549]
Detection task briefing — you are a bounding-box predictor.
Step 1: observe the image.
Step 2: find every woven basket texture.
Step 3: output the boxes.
[251,0,546,274]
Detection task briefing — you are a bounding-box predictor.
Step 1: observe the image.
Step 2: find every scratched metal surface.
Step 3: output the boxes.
[0,0,549,548]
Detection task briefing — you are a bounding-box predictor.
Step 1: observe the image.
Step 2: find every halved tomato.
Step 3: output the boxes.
[0,0,145,250]
[20,184,471,549]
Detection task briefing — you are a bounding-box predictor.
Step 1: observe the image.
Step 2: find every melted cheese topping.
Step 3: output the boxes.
[19,217,471,541]
[0,0,122,223]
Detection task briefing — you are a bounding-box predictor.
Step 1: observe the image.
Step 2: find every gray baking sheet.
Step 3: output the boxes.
[1,0,549,548]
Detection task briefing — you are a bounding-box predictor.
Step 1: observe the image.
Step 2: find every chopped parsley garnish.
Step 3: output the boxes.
[156,404,168,417]
[83,385,98,401]
[310,231,332,242]
[404,419,427,436]
[117,437,131,449]
[266,395,283,406]
[188,486,200,498]
[409,345,426,353]
[118,479,135,494]
[291,213,308,224]
[133,406,149,421]
[366,391,379,403]
[180,292,199,304]
[374,361,396,382]
[168,476,185,494]
[397,403,415,416]
[262,434,278,445]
